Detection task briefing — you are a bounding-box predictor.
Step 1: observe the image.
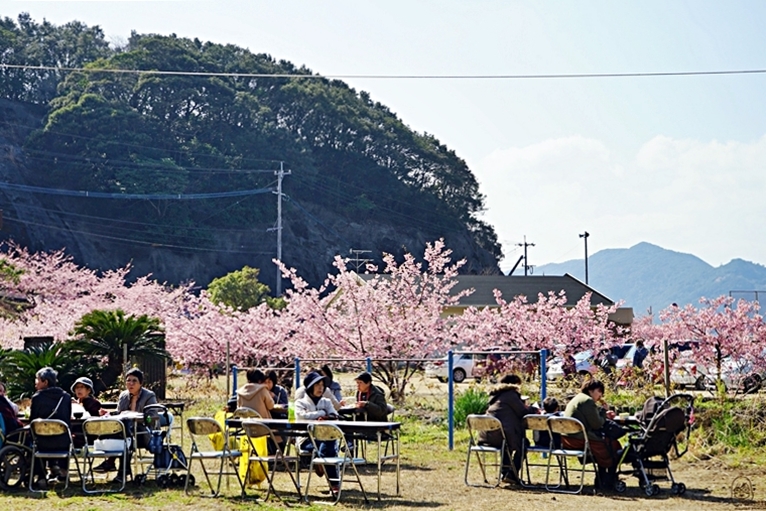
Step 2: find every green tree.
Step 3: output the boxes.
[207,266,285,310]
[0,342,99,400]
[70,309,166,389]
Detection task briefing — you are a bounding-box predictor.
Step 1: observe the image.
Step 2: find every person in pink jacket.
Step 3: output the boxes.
[236,369,275,418]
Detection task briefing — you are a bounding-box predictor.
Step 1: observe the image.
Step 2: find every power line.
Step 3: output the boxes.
[0,181,274,200]
[3,215,274,255]
[4,63,766,80]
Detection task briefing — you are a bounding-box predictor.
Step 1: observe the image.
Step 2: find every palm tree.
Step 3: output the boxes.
[70,309,167,390]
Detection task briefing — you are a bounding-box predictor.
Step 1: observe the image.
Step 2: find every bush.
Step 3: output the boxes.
[453,386,489,428]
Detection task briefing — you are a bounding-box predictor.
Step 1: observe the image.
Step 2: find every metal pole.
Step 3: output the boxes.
[294,357,301,391]
[225,340,230,397]
[231,365,238,397]
[366,357,372,374]
[579,231,590,285]
[540,349,548,403]
[448,350,454,451]
[663,339,670,398]
[274,162,291,297]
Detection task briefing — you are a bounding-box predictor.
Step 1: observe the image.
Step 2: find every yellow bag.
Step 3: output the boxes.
[209,410,237,451]
[239,434,268,486]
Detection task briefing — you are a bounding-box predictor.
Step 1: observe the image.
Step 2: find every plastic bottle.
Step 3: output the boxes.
[288,402,295,422]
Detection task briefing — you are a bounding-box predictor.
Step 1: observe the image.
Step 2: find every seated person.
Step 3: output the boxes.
[354,372,388,422]
[295,372,340,494]
[94,368,158,482]
[0,383,22,441]
[30,367,72,488]
[533,396,562,449]
[0,382,19,416]
[320,365,343,402]
[70,376,103,448]
[562,379,621,490]
[477,374,538,484]
[236,369,276,419]
[295,369,343,411]
[266,371,289,407]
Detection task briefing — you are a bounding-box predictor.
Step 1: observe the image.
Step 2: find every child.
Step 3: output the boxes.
[534,396,562,449]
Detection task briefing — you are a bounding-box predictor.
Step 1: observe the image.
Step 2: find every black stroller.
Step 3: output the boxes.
[615,394,694,496]
[136,404,192,487]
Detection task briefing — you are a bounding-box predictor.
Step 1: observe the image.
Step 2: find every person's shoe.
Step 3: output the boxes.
[313,465,325,477]
[330,485,340,496]
[502,472,520,485]
[93,459,116,473]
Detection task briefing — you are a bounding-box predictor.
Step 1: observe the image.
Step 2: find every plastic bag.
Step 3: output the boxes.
[238,434,268,486]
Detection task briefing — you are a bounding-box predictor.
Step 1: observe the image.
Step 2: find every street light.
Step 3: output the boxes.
[579,231,590,285]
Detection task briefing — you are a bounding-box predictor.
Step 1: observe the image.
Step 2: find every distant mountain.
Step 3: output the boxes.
[535,242,766,316]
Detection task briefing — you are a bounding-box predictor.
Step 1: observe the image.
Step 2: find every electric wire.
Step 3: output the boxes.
[3,63,766,80]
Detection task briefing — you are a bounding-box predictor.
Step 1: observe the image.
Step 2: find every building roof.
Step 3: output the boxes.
[449,274,614,308]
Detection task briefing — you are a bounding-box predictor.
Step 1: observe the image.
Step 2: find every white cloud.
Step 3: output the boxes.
[475,134,766,268]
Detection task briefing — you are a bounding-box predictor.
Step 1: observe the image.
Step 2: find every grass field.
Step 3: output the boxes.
[0,371,762,510]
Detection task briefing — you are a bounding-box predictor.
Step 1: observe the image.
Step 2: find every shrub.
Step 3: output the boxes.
[453,386,489,428]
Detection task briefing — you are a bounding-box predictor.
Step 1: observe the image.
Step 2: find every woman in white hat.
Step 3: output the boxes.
[71,376,103,417]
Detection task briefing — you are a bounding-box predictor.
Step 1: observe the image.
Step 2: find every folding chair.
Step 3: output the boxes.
[305,423,368,505]
[81,418,130,493]
[28,418,81,493]
[232,407,261,419]
[464,414,510,487]
[545,416,598,494]
[240,420,301,501]
[519,414,552,487]
[185,417,244,497]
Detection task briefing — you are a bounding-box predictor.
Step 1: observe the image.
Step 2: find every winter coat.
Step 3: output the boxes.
[327,380,343,402]
[563,391,606,441]
[236,383,275,418]
[117,387,158,413]
[30,386,72,452]
[294,386,341,411]
[356,385,389,422]
[477,383,538,452]
[294,394,336,421]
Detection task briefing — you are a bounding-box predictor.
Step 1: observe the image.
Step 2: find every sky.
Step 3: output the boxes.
[6,1,766,272]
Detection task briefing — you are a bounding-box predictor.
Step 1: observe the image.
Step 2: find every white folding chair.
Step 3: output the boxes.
[464,414,510,487]
[305,423,368,505]
[240,419,301,501]
[81,418,130,493]
[545,416,598,494]
[185,417,244,497]
[28,419,81,493]
[519,414,553,487]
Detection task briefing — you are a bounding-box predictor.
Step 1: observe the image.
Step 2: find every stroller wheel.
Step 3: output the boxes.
[169,473,180,487]
[157,474,170,488]
[671,482,686,495]
[185,474,196,487]
[614,480,627,493]
[133,474,147,486]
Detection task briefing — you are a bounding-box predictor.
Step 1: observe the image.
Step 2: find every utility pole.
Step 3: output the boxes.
[516,236,535,276]
[349,249,373,272]
[274,162,291,296]
[579,231,590,285]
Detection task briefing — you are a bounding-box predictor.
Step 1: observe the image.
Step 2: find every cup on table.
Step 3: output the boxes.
[73,412,84,419]
[619,411,629,420]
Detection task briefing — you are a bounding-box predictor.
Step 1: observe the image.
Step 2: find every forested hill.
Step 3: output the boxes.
[0,14,501,290]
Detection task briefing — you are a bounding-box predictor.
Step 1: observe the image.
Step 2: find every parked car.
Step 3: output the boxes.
[424,348,536,383]
[546,344,635,381]
[671,355,761,392]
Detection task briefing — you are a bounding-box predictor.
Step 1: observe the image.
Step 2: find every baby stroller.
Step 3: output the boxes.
[615,394,694,496]
[136,404,192,487]
[0,421,32,491]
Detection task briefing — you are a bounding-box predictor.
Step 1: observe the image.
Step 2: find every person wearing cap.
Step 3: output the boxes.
[295,371,339,493]
[71,376,102,417]
[294,369,344,411]
[354,372,388,422]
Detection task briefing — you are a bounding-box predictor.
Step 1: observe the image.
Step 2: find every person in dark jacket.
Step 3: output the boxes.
[30,366,72,486]
[320,365,343,402]
[477,374,539,483]
[562,378,621,489]
[354,372,388,422]
[0,390,22,440]
[266,371,289,406]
